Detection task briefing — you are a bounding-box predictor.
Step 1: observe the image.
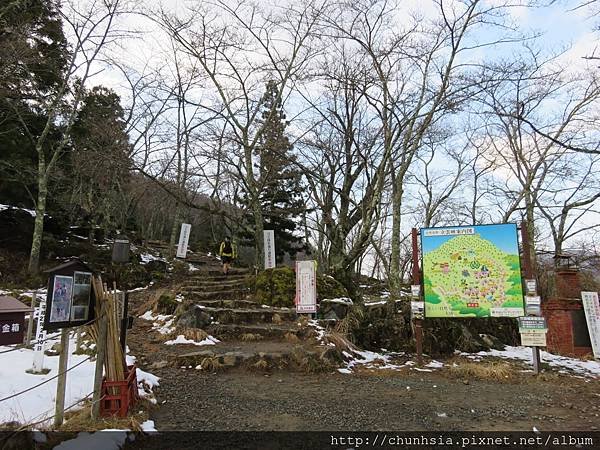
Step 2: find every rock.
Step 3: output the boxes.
[177,304,213,329]
[320,298,353,320]
[149,360,169,370]
[479,333,505,350]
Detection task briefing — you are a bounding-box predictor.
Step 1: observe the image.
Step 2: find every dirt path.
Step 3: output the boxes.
[125,256,600,437]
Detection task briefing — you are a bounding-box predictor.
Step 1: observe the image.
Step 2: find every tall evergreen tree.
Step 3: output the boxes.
[66,86,132,241]
[255,80,306,262]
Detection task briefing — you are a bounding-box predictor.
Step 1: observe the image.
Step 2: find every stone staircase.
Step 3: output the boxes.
[170,261,340,372]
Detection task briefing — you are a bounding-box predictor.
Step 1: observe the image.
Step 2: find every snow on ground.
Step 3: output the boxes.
[462,346,600,378]
[307,320,325,342]
[0,203,37,217]
[139,311,175,335]
[164,335,219,346]
[0,331,159,427]
[322,297,353,305]
[139,253,166,264]
[364,300,387,306]
[0,335,94,426]
[188,263,200,272]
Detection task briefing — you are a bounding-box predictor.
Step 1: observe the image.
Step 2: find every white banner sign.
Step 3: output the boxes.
[176,223,191,258]
[296,260,316,313]
[32,299,47,372]
[581,291,600,358]
[264,230,275,269]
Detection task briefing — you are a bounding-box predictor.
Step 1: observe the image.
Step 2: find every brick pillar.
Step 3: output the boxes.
[555,269,581,299]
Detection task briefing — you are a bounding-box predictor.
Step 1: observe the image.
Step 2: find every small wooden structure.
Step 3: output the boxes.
[0,296,30,345]
[43,259,96,331]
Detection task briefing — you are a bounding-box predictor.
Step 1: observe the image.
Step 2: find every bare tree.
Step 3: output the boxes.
[5,0,130,272]
[157,0,326,265]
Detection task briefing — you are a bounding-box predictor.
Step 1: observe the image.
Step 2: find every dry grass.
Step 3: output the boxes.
[57,400,152,432]
[334,307,364,335]
[198,357,225,372]
[252,358,270,371]
[449,360,515,381]
[272,313,283,324]
[182,328,209,342]
[284,332,300,343]
[323,331,357,354]
[240,333,263,342]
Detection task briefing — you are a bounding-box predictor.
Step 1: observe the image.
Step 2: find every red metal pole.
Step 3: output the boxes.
[412,228,423,367]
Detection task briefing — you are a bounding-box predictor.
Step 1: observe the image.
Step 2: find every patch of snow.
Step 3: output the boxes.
[139,311,175,335]
[464,346,600,378]
[308,320,326,342]
[139,253,166,264]
[141,420,157,432]
[0,335,95,425]
[164,335,219,346]
[321,297,353,305]
[426,360,444,369]
[436,412,447,418]
[338,368,352,374]
[0,204,37,217]
[188,263,200,272]
[364,300,387,306]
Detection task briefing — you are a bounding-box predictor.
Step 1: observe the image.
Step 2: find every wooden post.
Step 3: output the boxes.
[25,293,36,346]
[54,328,70,427]
[119,292,129,354]
[412,228,423,367]
[521,220,541,374]
[91,306,107,420]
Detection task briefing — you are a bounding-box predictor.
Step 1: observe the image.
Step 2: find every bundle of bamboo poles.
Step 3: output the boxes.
[87,275,125,383]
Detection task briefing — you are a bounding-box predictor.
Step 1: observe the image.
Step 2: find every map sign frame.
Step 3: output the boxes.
[421,223,525,318]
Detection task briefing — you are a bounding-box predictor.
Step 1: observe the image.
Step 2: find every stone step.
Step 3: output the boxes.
[202,269,251,277]
[194,299,261,309]
[183,289,250,301]
[208,323,302,340]
[198,306,297,325]
[176,344,342,372]
[180,280,248,291]
[188,273,248,282]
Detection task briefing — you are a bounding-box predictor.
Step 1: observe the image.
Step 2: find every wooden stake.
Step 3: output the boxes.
[54,329,70,428]
[91,306,107,420]
[25,293,36,346]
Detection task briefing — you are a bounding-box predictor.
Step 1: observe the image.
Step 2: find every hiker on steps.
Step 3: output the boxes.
[219,236,236,275]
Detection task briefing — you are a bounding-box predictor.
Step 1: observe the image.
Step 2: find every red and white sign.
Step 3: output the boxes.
[296,260,316,314]
[582,291,600,359]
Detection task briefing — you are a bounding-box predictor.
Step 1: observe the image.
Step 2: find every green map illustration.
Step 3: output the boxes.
[422,228,524,318]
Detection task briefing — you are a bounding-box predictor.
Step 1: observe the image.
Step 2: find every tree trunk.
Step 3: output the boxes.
[252,200,264,268]
[168,203,181,258]
[28,169,48,274]
[389,180,403,296]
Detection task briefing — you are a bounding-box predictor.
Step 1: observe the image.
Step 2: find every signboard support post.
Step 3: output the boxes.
[25,293,36,346]
[521,221,541,375]
[92,304,107,420]
[412,228,423,367]
[53,328,70,427]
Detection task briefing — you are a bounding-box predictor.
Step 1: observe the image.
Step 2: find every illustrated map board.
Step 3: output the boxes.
[421,224,525,318]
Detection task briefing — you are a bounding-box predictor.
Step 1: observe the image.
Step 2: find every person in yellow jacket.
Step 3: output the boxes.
[219,236,237,275]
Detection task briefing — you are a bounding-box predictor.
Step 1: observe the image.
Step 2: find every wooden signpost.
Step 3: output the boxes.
[264,230,276,269]
[296,260,317,315]
[176,223,191,258]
